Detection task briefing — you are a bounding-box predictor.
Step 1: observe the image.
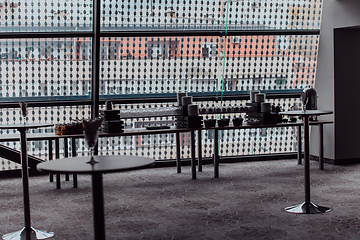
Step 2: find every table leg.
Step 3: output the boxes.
[176,132,181,173]
[55,138,61,189]
[198,129,202,172]
[92,173,106,240]
[285,116,330,214]
[214,129,219,178]
[64,137,69,181]
[190,130,196,179]
[304,116,311,210]
[2,128,54,240]
[48,140,53,182]
[297,125,302,165]
[319,124,324,170]
[71,137,78,188]
[20,129,31,234]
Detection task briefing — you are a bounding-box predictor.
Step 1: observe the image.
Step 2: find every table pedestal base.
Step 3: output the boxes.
[2,227,54,240]
[285,201,330,214]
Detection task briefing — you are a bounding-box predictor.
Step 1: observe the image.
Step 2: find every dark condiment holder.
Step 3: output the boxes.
[232,117,243,126]
[204,119,216,128]
[217,118,230,127]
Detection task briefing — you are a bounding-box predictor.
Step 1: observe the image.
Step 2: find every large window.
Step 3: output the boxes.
[0,0,322,102]
[0,0,323,170]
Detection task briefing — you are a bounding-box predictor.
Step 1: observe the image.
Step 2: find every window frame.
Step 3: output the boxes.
[0,1,320,117]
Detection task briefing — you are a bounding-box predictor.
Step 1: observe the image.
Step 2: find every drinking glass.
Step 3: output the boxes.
[19,101,28,124]
[83,119,103,165]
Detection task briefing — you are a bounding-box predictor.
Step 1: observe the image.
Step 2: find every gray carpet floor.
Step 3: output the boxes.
[1,159,360,240]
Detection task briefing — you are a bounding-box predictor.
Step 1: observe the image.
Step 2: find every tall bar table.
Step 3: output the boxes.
[0,123,54,240]
[279,110,332,214]
[37,155,154,240]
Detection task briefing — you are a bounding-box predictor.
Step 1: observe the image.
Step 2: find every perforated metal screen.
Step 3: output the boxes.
[0,0,322,171]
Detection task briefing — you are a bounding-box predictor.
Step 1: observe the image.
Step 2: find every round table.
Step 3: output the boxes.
[279,110,333,214]
[0,123,54,240]
[37,155,154,240]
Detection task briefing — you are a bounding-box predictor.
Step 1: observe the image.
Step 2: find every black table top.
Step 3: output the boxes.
[279,110,333,116]
[0,120,334,142]
[0,123,53,130]
[37,155,155,174]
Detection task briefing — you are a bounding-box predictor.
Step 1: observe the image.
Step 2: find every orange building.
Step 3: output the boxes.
[76,35,279,60]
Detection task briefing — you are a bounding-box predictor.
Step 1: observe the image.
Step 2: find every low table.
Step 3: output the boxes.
[206,119,333,178]
[0,123,54,240]
[37,155,154,240]
[279,110,333,214]
[0,120,333,187]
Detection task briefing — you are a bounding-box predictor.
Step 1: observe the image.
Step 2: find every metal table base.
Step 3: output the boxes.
[0,124,54,240]
[3,227,54,240]
[280,110,332,214]
[285,201,330,214]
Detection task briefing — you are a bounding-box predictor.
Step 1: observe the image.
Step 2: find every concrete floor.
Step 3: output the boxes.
[1,159,360,240]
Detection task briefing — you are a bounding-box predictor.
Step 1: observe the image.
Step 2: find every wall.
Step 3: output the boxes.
[312,0,360,162]
[334,28,360,161]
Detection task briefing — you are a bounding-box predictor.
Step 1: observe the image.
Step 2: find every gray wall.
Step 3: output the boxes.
[312,0,360,161]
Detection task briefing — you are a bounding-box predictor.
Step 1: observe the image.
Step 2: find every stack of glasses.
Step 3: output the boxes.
[246,92,282,124]
[100,109,124,133]
[100,101,124,133]
[175,93,203,128]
